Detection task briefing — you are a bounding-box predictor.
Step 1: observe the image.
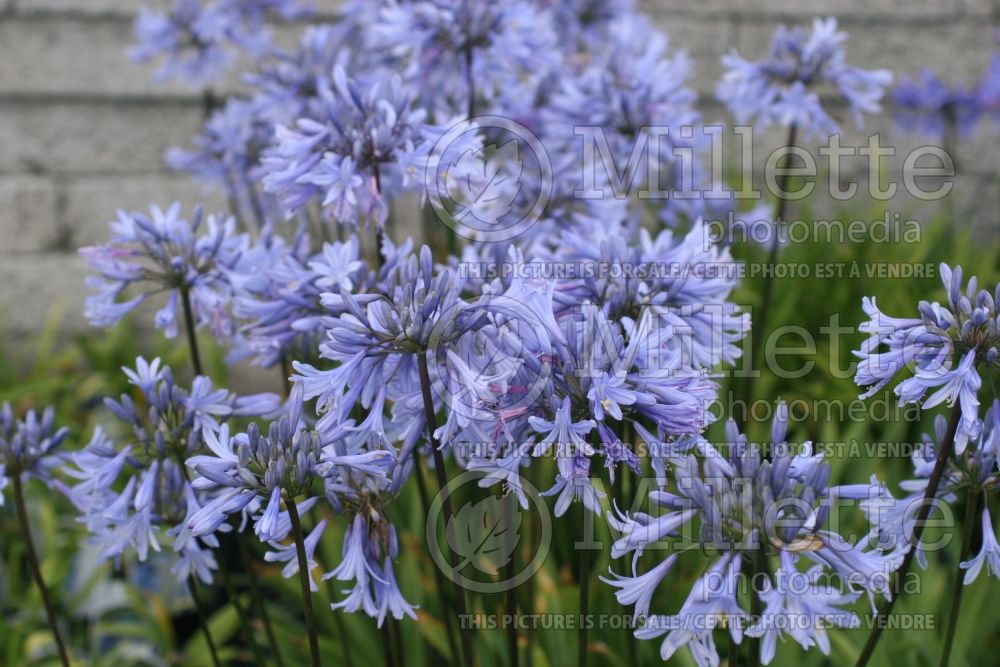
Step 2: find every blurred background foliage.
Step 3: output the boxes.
[1,209,998,666]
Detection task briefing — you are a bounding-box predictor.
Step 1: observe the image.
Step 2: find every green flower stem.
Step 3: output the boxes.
[381,622,397,667]
[939,489,980,667]
[504,494,519,667]
[417,352,475,667]
[742,121,797,667]
[12,475,72,667]
[286,495,322,667]
[578,533,591,667]
[410,456,461,665]
[318,536,356,667]
[186,574,223,667]
[853,404,962,667]
[236,535,285,667]
[180,286,204,378]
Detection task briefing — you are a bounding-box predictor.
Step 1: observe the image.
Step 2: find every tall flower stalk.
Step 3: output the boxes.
[285,495,321,667]
[1,404,72,667]
[939,489,980,667]
[852,406,961,667]
[417,352,475,667]
[11,478,72,667]
[717,20,892,664]
[852,265,999,666]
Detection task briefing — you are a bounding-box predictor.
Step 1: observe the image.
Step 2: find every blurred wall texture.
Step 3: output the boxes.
[0,0,998,336]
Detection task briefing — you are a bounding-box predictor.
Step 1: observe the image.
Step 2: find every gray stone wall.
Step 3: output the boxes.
[1,0,997,336]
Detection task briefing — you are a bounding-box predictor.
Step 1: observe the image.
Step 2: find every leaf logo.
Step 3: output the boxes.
[444,140,524,227]
[446,494,522,575]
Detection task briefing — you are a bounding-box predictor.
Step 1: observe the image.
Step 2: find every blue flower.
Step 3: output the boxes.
[131,0,311,85]
[264,518,328,592]
[0,403,70,502]
[747,552,861,665]
[59,358,277,582]
[261,67,430,225]
[80,203,251,342]
[186,384,392,544]
[636,554,745,667]
[587,373,636,421]
[864,402,1000,571]
[893,69,982,140]
[855,263,998,451]
[961,506,1000,583]
[607,407,894,666]
[369,0,560,118]
[600,553,679,622]
[717,17,891,137]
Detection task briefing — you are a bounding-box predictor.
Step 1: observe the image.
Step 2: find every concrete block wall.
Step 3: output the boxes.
[0,0,997,337]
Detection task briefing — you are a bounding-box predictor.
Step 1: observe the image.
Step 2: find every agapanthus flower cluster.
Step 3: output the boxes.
[0,403,69,504]
[976,44,1000,124]
[433,216,747,516]
[185,380,413,623]
[131,0,312,84]
[855,263,998,451]
[368,0,561,119]
[546,0,636,45]
[80,203,251,341]
[892,69,982,140]
[892,33,1000,142]
[166,98,281,227]
[322,428,418,624]
[226,229,374,366]
[717,17,892,137]
[543,15,698,194]
[57,358,279,583]
[185,384,391,543]
[862,402,1000,575]
[294,240,466,440]
[261,66,432,226]
[605,407,895,666]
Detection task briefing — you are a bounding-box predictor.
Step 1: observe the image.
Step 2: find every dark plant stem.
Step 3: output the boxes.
[746,546,768,667]
[451,44,474,259]
[286,496,322,667]
[372,164,387,271]
[417,352,475,667]
[187,574,223,667]
[939,489,980,667]
[381,622,397,667]
[332,610,354,667]
[737,122,798,427]
[411,458,461,664]
[741,122,797,667]
[236,535,285,667]
[241,171,267,231]
[854,405,962,667]
[391,617,406,667]
[523,465,537,667]
[180,286,204,377]
[617,421,641,666]
[279,352,293,398]
[318,538,356,667]
[218,554,266,666]
[504,495,519,667]
[578,539,591,667]
[12,476,72,667]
